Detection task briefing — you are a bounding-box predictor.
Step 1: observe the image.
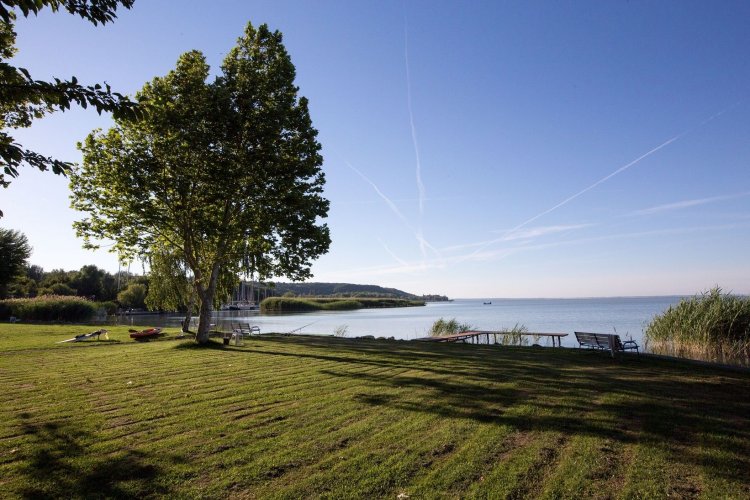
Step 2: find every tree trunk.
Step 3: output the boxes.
[195,294,213,344]
[181,292,196,332]
[194,263,221,344]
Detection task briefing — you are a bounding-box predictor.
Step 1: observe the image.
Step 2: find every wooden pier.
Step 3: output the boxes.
[417,330,568,347]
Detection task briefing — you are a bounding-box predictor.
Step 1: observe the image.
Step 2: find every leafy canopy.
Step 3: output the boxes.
[0,226,31,297]
[70,22,331,342]
[0,0,137,216]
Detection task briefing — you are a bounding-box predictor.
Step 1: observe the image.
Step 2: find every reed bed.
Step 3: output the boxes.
[429,317,474,336]
[0,295,98,322]
[497,323,531,346]
[645,287,750,366]
[261,297,423,312]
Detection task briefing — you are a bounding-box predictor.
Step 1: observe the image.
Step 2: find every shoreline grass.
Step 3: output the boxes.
[645,287,750,366]
[1,324,748,497]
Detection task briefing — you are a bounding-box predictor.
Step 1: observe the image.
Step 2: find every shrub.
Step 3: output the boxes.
[96,301,118,315]
[118,283,147,309]
[0,295,97,322]
[645,287,750,364]
[498,323,530,346]
[429,317,474,336]
[39,283,77,296]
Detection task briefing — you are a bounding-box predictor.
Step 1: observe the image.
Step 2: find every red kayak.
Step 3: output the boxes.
[129,328,163,340]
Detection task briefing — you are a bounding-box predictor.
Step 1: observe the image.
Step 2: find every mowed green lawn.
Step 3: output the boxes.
[0,325,748,498]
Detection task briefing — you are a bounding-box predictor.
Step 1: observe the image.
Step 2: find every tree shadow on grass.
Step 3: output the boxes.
[16,412,182,498]
[239,335,750,486]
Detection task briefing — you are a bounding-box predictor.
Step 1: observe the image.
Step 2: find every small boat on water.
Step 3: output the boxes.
[129,327,163,340]
[483,301,492,305]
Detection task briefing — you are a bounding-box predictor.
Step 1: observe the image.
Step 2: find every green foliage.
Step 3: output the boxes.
[39,282,76,296]
[0,227,30,297]
[70,23,330,343]
[429,317,474,336]
[0,1,138,212]
[70,264,105,299]
[0,295,96,321]
[117,283,147,309]
[645,287,750,364]
[260,297,422,312]
[145,247,195,312]
[0,1,135,25]
[497,323,530,346]
[96,300,117,315]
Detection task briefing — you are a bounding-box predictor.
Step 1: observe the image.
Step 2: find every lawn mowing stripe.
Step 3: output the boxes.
[466,431,567,499]
[2,326,749,498]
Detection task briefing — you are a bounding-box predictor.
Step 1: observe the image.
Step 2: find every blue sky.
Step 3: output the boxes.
[3,0,749,298]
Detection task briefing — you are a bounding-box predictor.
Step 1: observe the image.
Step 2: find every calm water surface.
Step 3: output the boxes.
[121,296,684,349]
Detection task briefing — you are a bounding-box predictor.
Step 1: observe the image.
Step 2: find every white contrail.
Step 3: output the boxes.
[460,134,682,259]
[379,238,409,266]
[343,159,443,260]
[510,134,682,233]
[464,100,745,259]
[630,191,750,216]
[344,160,412,229]
[404,15,426,216]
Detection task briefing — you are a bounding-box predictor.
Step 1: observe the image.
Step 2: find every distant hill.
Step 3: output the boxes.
[264,282,449,301]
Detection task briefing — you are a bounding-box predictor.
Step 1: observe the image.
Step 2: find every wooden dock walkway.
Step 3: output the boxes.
[417,330,568,347]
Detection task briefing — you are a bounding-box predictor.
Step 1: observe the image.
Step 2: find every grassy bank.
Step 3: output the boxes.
[0,324,748,497]
[260,296,425,312]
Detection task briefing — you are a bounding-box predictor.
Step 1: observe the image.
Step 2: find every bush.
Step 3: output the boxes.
[118,283,147,309]
[429,317,474,336]
[0,295,98,322]
[96,301,118,315]
[39,283,77,296]
[498,323,530,346]
[645,287,750,364]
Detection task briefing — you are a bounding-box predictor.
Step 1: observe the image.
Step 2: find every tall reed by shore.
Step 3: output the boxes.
[0,295,98,322]
[645,287,750,365]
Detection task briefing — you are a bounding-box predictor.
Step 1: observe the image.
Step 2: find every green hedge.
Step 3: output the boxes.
[0,295,98,322]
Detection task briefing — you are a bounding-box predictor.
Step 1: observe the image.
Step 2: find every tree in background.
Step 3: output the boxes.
[117,282,146,310]
[0,0,138,216]
[70,264,105,299]
[0,226,30,297]
[145,247,197,332]
[71,23,331,343]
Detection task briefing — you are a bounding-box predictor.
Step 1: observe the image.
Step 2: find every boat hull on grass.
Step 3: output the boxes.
[129,328,163,341]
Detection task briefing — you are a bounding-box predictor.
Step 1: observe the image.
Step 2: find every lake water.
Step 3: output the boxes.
[119,296,684,350]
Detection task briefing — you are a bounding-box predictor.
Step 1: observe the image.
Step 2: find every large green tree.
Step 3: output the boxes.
[71,23,331,343]
[0,0,137,216]
[0,226,30,297]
